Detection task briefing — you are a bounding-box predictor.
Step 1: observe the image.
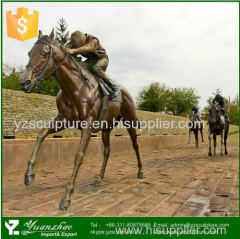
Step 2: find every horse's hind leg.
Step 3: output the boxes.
[224,131,228,155]
[200,125,204,142]
[127,127,143,179]
[188,129,191,144]
[94,129,111,185]
[208,128,212,156]
[220,130,224,156]
[25,114,64,186]
[121,91,143,178]
[194,130,198,149]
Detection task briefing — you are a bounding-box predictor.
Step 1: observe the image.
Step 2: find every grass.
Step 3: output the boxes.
[228,130,239,136]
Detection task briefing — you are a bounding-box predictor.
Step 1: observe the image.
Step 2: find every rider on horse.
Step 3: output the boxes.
[212,93,229,122]
[65,31,119,99]
[191,106,201,121]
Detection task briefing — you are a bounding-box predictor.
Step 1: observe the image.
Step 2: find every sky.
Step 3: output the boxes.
[2,2,239,109]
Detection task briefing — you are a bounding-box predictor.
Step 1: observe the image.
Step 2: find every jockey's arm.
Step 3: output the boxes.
[65,42,73,49]
[69,39,98,55]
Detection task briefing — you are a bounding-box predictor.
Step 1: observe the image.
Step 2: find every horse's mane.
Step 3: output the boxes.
[37,36,95,87]
[51,38,81,72]
[39,36,70,58]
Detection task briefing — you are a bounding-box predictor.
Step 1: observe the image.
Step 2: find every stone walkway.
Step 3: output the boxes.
[3,134,239,217]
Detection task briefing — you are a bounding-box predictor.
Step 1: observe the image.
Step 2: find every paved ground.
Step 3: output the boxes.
[3,134,239,217]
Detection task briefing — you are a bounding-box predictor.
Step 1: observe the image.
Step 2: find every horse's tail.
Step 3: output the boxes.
[137,119,142,129]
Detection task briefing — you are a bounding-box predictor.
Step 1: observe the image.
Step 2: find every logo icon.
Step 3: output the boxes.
[5,220,19,235]
[6,7,39,41]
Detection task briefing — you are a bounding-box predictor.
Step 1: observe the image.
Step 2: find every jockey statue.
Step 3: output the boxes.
[65,31,118,99]
[191,106,201,122]
[212,93,230,122]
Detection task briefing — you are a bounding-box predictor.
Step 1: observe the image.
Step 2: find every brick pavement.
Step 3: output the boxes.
[3,134,239,217]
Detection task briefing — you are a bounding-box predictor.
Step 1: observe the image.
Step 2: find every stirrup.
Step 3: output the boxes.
[110,90,119,100]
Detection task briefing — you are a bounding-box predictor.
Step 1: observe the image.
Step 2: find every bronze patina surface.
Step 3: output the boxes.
[19,30,143,210]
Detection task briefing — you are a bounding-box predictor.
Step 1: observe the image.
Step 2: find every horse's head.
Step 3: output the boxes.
[209,103,220,125]
[19,29,65,93]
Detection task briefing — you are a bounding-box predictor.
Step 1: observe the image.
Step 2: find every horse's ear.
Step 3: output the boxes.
[38,30,43,39]
[48,28,54,41]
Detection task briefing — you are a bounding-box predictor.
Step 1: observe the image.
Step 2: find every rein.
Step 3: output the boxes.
[27,40,93,89]
[27,40,69,88]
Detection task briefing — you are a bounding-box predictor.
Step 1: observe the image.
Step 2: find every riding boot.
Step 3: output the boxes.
[224,114,230,123]
[220,108,230,123]
[99,73,119,99]
[107,81,119,99]
[91,58,119,99]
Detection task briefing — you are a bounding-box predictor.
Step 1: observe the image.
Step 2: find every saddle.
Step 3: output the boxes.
[70,56,122,133]
[71,56,121,100]
[215,104,229,123]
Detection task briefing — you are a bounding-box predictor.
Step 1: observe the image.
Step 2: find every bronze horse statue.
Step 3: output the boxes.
[188,111,204,148]
[19,30,143,210]
[208,103,229,156]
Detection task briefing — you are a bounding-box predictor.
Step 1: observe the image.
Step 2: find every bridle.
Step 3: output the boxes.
[26,40,69,88]
[26,39,93,89]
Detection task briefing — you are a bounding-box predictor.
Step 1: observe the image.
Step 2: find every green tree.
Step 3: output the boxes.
[228,104,239,125]
[136,82,168,112]
[136,82,200,115]
[55,18,70,45]
[2,64,60,96]
[166,87,200,116]
[228,95,239,125]
[2,68,23,91]
[32,77,61,96]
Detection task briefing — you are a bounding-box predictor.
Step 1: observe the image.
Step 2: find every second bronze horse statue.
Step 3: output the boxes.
[188,110,204,149]
[208,103,229,157]
[19,30,143,210]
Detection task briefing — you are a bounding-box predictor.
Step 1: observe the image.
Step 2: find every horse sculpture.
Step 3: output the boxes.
[188,111,204,148]
[19,30,143,210]
[208,103,229,156]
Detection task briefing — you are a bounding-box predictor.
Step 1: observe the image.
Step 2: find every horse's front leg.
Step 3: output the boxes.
[188,129,191,144]
[194,130,198,149]
[213,134,217,157]
[208,128,212,156]
[25,114,65,186]
[224,131,228,155]
[59,116,93,210]
[200,123,204,142]
[220,130,224,156]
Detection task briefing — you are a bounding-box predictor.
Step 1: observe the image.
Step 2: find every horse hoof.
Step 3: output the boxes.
[24,174,35,186]
[137,171,143,179]
[208,152,212,157]
[92,180,101,187]
[225,151,228,155]
[59,198,70,210]
[220,152,224,156]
